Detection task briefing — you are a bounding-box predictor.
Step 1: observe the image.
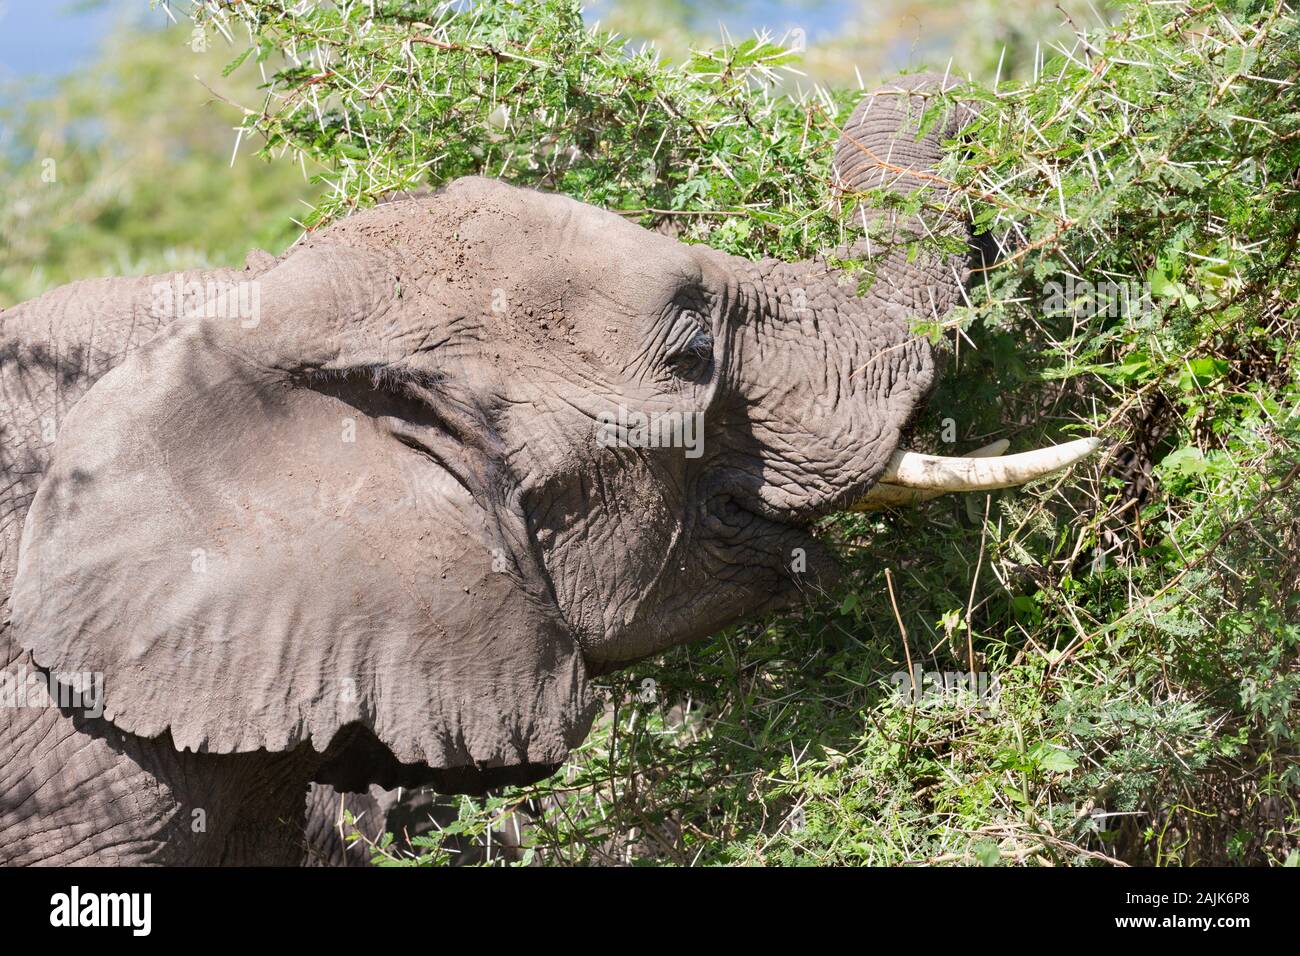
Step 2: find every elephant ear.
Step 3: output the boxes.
[10,243,596,786]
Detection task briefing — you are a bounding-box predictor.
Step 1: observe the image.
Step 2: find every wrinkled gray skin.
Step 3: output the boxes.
[0,75,973,864]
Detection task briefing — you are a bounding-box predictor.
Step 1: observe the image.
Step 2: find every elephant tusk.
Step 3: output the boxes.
[850,436,1102,510]
[882,436,1103,490]
[851,439,1007,510]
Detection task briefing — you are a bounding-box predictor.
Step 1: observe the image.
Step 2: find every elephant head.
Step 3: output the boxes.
[10,75,1097,801]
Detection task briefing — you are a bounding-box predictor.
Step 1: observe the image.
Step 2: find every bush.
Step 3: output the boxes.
[193,0,1299,865]
[0,20,317,308]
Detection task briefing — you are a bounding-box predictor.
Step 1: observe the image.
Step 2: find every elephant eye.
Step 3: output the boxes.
[665,329,714,381]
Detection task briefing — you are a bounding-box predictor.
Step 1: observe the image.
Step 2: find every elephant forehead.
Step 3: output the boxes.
[446,177,703,306]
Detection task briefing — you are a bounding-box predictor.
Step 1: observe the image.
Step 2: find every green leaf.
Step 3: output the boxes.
[221,47,254,78]
[974,840,1001,866]
[1158,446,1207,478]
[1033,743,1079,773]
[1177,357,1229,392]
[1106,353,1155,383]
[1147,266,1177,299]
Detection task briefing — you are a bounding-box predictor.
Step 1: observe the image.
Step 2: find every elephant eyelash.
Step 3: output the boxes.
[665,329,714,380]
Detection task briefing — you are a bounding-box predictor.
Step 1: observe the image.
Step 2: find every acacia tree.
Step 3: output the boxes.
[185,0,1298,866]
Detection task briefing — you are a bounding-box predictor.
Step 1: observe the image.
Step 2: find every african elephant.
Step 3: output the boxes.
[0,74,1097,865]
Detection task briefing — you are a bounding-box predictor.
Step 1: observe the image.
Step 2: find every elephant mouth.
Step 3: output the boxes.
[699,463,871,536]
[699,483,820,565]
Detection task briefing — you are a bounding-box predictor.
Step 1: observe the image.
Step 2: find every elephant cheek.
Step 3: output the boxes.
[529,455,687,660]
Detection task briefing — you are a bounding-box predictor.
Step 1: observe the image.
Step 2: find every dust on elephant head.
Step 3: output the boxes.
[10,74,1093,800]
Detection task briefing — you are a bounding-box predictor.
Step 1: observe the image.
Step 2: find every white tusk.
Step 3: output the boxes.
[882,436,1103,491]
[850,436,1102,511]
[850,439,1008,511]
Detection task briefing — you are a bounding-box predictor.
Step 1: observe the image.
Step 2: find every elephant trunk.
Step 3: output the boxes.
[832,71,975,206]
[813,74,1105,506]
[826,71,979,321]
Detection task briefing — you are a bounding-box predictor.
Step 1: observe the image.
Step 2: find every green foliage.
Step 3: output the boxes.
[196,0,1298,866]
[190,0,858,258]
[0,19,317,308]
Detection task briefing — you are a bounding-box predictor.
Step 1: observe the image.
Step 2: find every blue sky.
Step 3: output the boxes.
[0,0,160,84]
[586,0,851,39]
[0,1,855,85]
